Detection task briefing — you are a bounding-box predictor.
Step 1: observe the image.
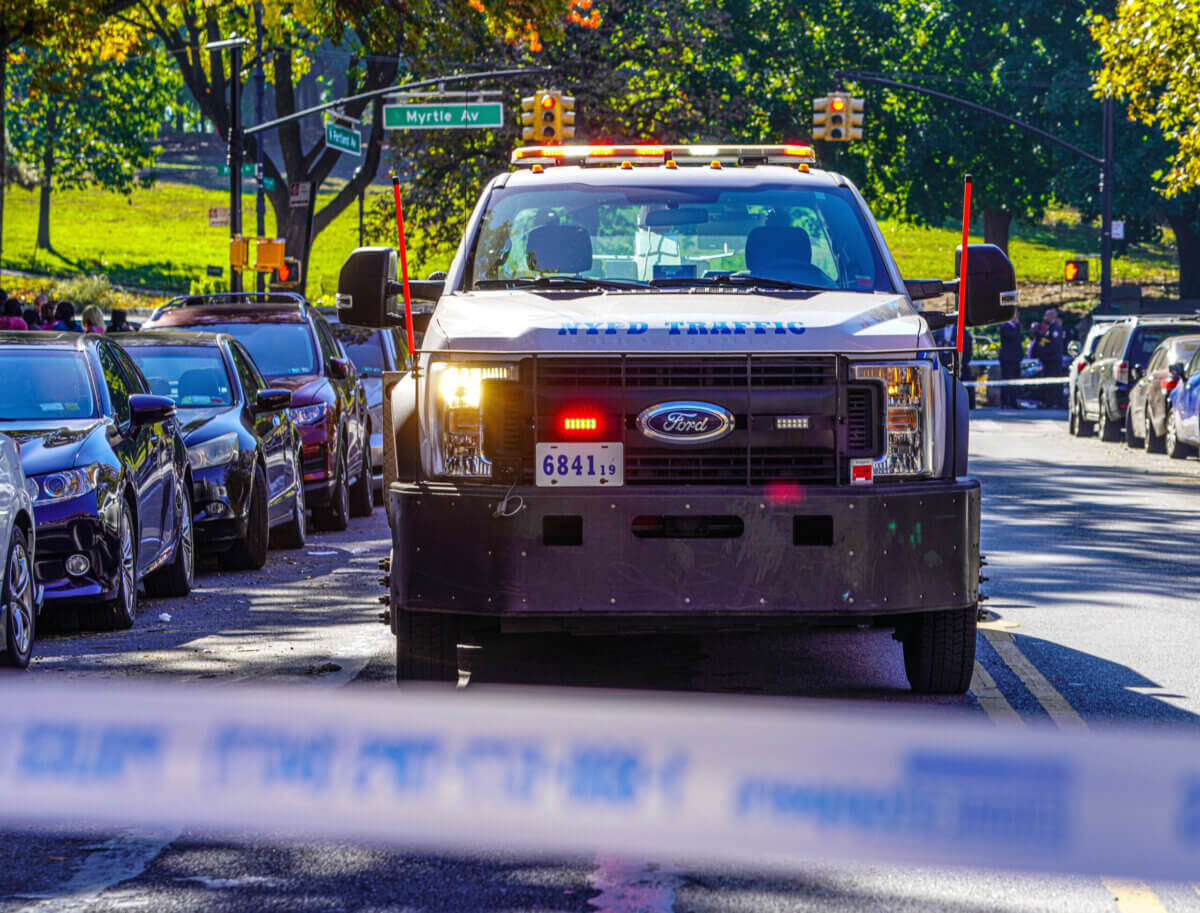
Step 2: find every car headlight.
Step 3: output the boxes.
[429,363,517,477]
[28,465,102,504]
[188,432,239,469]
[852,361,934,478]
[288,403,329,426]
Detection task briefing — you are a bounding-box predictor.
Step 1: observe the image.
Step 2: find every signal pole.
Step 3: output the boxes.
[254,3,266,294]
[1100,97,1114,313]
[205,35,251,293]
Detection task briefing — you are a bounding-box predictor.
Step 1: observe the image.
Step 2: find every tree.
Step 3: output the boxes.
[121,0,581,293]
[5,43,180,251]
[1,1,138,269]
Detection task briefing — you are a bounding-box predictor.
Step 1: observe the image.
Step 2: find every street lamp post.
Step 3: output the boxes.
[205,35,251,293]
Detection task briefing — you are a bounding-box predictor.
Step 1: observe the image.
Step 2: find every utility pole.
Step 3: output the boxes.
[254,4,266,294]
[1100,97,1114,313]
[206,35,251,293]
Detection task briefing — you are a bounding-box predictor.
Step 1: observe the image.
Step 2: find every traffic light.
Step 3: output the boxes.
[520,95,537,143]
[1065,259,1089,282]
[539,92,558,141]
[560,94,576,141]
[269,257,303,289]
[847,96,864,140]
[811,96,829,140]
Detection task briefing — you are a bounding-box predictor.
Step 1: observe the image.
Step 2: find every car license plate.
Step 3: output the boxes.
[535,442,623,487]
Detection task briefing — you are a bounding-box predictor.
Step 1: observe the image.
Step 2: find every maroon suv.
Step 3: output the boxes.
[143,293,372,529]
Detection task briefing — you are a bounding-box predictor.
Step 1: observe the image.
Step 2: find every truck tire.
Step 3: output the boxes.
[395,610,459,684]
[899,606,977,694]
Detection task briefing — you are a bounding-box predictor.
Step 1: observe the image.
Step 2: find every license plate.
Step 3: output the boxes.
[535,442,624,487]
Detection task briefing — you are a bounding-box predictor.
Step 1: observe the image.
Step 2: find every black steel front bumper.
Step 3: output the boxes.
[387,479,980,625]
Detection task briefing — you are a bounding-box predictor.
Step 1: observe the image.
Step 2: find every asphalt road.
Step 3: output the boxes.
[3,408,1199,912]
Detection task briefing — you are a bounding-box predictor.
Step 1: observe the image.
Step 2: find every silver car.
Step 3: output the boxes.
[0,433,39,668]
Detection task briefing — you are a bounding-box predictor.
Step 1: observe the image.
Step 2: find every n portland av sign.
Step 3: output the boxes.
[383,102,504,130]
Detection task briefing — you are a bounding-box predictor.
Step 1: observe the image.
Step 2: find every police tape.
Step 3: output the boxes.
[1,680,1197,878]
[962,376,1069,388]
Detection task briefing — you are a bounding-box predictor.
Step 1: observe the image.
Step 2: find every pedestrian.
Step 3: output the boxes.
[22,308,41,330]
[38,296,55,328]
[107,308,133,333]
[1032,308,1066,407]
[998,313,1023,408]
[51,300,82,332]
[0,298,28,331]
[81,305,105,335]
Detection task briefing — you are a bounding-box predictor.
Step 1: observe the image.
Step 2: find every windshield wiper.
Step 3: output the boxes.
[475,275,654,291]
[651,274,824,291]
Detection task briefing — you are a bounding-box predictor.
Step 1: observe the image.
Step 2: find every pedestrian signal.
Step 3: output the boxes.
[270,257,302,290]
[1065,259,1089,282]
[256,238,286,274]
[229,237,250,272]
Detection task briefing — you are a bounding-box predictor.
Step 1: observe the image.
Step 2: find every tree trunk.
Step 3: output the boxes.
[983,208,1012,253]
[1167,210,1200,300]
[35,105,55,251]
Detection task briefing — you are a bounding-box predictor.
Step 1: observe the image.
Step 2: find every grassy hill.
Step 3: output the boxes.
[0,180,1181,302]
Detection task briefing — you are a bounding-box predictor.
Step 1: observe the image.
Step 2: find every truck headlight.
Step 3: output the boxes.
[852,361,934,478]
[429,363,517,477]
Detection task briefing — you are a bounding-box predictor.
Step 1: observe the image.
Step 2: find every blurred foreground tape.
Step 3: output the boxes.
[0,680,1197,878]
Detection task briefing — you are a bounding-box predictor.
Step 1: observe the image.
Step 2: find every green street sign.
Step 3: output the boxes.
[326,122,362,156]
[217,163,256,177]
[383,102,504,130]
[263,177,276,191]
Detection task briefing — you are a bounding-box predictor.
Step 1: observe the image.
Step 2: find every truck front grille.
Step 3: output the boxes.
[625,447,836,485]
[536,356,837,389]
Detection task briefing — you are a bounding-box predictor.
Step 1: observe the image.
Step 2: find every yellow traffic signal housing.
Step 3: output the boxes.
[520,95,537,143]
[539,91,559,141]
[827,94,849,141]
[811,96,830,140]
[560,94,576,141]
[229,236,250,272]
[847,96,865,140]
[255,238,286,274]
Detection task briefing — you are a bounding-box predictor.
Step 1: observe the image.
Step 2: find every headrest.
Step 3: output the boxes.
[745,226,812,272]
[526,224,592,275]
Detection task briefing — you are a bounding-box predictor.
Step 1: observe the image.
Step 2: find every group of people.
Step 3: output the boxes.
[0,289,134,335]
[997,308,1073,408]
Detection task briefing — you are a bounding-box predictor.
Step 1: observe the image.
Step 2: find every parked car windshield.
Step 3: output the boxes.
[0,349,97,420]
[124,346,234,407]
[192,323,317,378]
[468,182,892,292]
[332,325,385,376]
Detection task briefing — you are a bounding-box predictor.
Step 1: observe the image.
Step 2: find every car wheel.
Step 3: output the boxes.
[1099,398,1123,442]
[1072,394,1094,437]
[899,606,977,694]
[1145,408,1166,453]
[1,528,35,669]
[145,480,194,598]
[272,453,308,550]
[349,438,373,518]
[221,464,269,571]
[1166,411,1193,459]
[87,501,138,630]
[313,451,349,532]
[1125,406,1142,448]
[395,610,460,684]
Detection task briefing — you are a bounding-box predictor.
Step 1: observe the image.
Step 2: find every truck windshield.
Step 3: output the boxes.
[467,182,893,293]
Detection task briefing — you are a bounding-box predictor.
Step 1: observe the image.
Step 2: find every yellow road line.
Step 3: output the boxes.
[979,628,1087,729]
[1101,878,1171,913]
[970,661,1025,725]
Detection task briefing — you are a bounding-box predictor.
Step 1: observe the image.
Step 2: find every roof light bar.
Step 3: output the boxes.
[511,144,817,167]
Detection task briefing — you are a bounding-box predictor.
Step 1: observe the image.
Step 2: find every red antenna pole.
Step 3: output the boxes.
[956,174,972,354]
[391,175,416,363]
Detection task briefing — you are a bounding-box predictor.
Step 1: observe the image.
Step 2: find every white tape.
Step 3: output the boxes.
[962,376,1068,388]
[1,680,1198,880]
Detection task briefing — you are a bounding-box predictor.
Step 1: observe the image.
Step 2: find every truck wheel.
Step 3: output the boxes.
[395,610,459,684]
[899,606,977,694]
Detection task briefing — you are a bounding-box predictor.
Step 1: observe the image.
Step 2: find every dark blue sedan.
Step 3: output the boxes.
[0,333,194,629]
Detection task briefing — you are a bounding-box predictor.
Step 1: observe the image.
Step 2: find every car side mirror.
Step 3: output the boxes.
[255,388,292,413]
[1067,341,1081,357]
[129,393,175,426]
[329,357,351,380]
[1171,362,1187,379]
[955,244,1018,327]
[1131,364,1146,382]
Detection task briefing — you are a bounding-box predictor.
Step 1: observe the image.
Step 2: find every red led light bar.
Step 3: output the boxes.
[562,416,599,432]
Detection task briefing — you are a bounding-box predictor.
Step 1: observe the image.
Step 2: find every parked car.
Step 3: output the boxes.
[142,293,372,530]
[0,432,39,667]
[1067,317,1120,431]
[1072,316,1200,441]
[0,332,193,629]
[321,310,409,495]
[118,331,307,567]
[1125,334,1200,452]
[1165,345,1200,459]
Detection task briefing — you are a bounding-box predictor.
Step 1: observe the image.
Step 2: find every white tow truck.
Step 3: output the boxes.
[336,144,1017,692]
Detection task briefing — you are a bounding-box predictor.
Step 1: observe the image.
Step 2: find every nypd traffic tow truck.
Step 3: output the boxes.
[336,144,1016,693]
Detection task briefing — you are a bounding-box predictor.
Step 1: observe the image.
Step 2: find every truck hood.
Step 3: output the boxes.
[425,289,931,355]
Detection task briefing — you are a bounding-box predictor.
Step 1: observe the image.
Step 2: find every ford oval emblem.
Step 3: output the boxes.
[636,401,735,445]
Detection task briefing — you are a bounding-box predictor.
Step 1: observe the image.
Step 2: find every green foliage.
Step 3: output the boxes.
[51,273,115,307]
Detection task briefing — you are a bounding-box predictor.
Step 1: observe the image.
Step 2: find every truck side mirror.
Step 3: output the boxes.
[337,246,401,329]
[955,243,1018,327]
[1067,341,1081,358]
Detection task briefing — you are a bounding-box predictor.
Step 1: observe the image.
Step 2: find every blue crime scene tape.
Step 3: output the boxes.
[0,680,1197,878]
